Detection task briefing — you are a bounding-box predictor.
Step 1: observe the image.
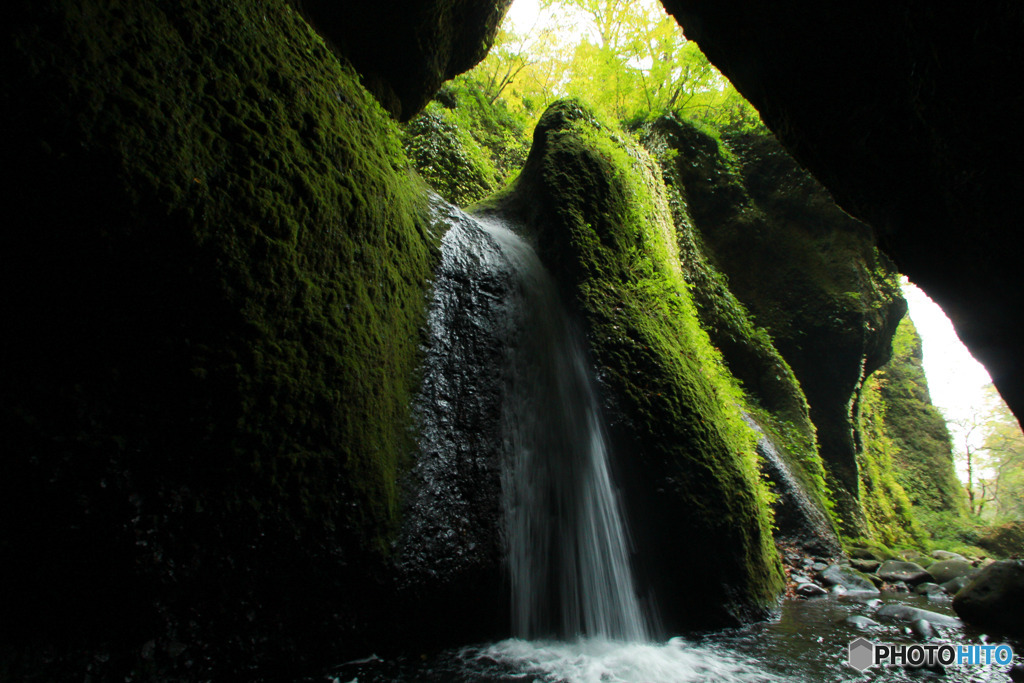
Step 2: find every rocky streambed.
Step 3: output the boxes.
[758,545,1024,681]
[309,549,1024,683]
[783,545,982,602]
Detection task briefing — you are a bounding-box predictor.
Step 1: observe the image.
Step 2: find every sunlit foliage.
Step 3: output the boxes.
[465,0,763,128]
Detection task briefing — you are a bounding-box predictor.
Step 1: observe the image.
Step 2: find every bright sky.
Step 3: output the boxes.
[505,0,542,33]
[901,281,1002,482]
[902,280,993,423]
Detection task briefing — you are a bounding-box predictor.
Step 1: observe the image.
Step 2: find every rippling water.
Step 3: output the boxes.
[315,594,1021,683]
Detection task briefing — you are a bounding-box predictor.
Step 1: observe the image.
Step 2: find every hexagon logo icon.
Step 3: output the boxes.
[848,638,875,671]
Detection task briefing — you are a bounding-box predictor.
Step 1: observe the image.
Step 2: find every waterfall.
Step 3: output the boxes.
[372,201,792,682]
[743,415,840,555]
[474,215,649,642]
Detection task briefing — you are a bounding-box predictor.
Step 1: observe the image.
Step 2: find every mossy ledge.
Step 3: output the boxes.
[482,100,785,630]
[2,0,435,675]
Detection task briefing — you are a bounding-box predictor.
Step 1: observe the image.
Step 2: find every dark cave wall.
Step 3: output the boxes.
[0,0,456,675]
[289,0,513,120]
[4,0,1018,676]
[657,0,1024,428]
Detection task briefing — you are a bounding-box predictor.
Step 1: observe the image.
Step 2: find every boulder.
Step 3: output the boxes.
[913,582,944,596]
[952,560,1024,635]
[875,604,961,627]
[819,564,879,593]
[896,550,934,567]
[844,615,881,630]
[910,618,934,640]
[840,594,881,608]
[796,583,828,598]
[930,550,969,562]
[851,547,889,562]
[877,560,932,585]
[941,576,972,596]
[850,558,881,573]
[927,560,976,585]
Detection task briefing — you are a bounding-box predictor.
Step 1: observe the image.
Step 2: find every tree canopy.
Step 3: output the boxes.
[948,384,1024,522]
[464,0,763,128]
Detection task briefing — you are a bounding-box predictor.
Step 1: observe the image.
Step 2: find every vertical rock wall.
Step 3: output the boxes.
[1,0,437,675]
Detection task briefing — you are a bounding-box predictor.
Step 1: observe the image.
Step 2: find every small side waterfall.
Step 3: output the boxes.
[476,216,649,642]
[743,415,840,555]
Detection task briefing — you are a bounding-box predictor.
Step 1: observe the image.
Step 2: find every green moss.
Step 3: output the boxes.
[486,100,784,627]
[641,120,836,533]
[403,78,531,206]
[856,372,929,547]
[876,318,969,514]
[403,104,501,205]
[852,317,973,550]
[915,509,985,554]
[3,0,435,670]
[643,115,906,535]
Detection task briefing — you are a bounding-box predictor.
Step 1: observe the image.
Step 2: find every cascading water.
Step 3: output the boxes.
[402,201,647,642]
[385,201,786,682]
[477,216,649,642]
[331,201,1002,683]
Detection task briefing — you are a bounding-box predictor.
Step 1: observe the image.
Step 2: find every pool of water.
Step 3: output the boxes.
[315,593,1022,683]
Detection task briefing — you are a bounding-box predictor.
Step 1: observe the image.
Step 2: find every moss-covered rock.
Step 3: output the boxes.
[875,318,968,514]
[853,316,976,549]
[857,371,929,548]
[483,100,785,630]
[978,521,1024,558]
[402,81,530,206]
[641,119,837,549]
[645,116,906,534]
[403,105,502,205]
[2,0,435,676]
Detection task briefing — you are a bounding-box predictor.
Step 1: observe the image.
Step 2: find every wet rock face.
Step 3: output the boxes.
[292,0,512,120]
[658,0,1024,424]
[749,420,839,555]
[391,202,514,642]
